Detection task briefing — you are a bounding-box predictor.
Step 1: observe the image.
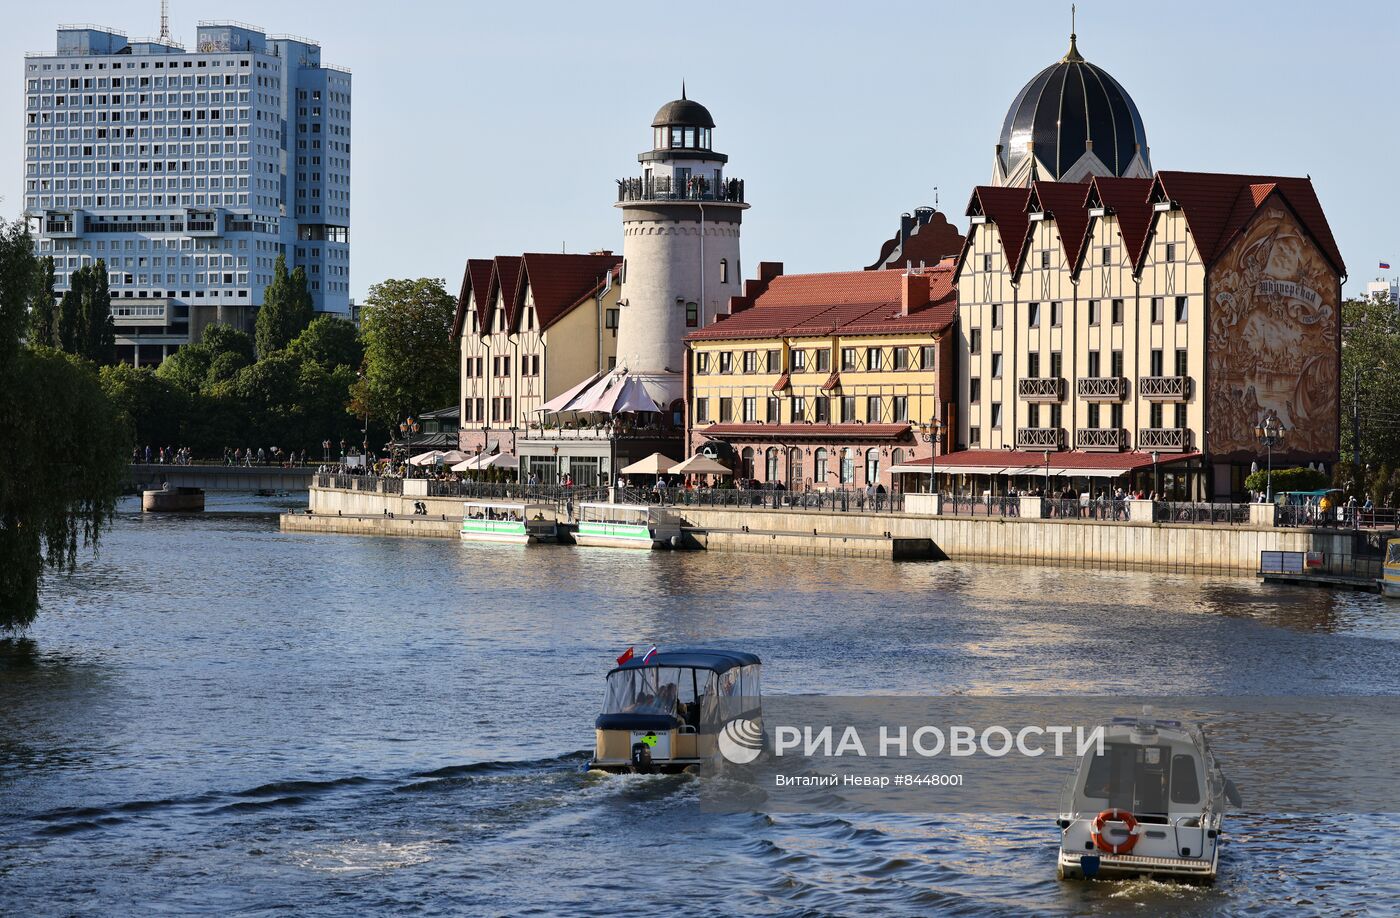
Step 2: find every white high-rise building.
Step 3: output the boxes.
[21,21,351,365]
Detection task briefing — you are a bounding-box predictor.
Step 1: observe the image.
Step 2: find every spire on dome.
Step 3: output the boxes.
[1063,5,1084,62]
[681,80,686,100]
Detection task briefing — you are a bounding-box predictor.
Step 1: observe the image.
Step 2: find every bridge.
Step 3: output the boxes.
[127,463,316,492]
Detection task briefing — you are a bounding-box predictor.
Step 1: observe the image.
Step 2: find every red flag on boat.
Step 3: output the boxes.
[616,646,635,665]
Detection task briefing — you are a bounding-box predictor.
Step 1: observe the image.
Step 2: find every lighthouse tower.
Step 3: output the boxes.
[615,89,747,410]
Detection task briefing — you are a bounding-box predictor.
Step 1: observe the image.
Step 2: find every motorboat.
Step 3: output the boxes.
[1057,709,1239,883]
[459,501,557,544]
[1381,538,1400,598]
[573,502,683,549]
[587,649,762,774]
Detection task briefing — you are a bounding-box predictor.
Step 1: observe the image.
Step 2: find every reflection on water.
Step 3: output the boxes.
[0,500,1396,915]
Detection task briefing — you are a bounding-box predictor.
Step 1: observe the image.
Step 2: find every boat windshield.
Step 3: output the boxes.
[1387,541,1400,565]
[1073,741,1202,815]
[602,663,761,729]
[464,505,523,521]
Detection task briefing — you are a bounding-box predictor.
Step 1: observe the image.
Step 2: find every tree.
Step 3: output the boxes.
[254,254,314,356]
[1244,466,1328,494]
[201,323,256,366]
[27,255,56,348]
[1341,295,1400,471]
[52,263,115,363]
[350,277,457,435]
[99,363,190,449]
[156,341,213,393]
[288,315,362,370]
[0,220,129,630]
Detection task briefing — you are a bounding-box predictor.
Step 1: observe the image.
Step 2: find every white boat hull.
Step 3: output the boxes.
[459,530,532,545]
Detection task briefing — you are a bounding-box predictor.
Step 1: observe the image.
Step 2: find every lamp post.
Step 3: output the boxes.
[1254,414,1286,502]
[1043,449,1051,496]
[1151,449,1159,499]
[398,416,419,467]
[918,418,945,496]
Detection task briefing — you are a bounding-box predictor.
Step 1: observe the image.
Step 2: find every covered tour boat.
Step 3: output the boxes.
[573,502,683,549]
[1381,538,1400,598]
[459,501,557,544]
[1057,709,1239,883]
[587,649,762,774]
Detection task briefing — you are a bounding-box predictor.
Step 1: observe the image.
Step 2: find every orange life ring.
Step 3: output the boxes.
[1091,808,1140,854]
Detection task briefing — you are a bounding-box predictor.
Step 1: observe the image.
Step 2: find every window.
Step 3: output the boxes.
[1175,348,1189,377]
[719,258,728,283]
[1111,350,1124,378]
[814,349,830,372]
[991,353,1003,378]
[696,352,710,374]
[813,396,830,422]
[841,396,856,422]
[920,345,936,369]
[1174,296,1188,322]
[969,329,981,355]
[893,347,909,370]
[742,397,757,422]
[767,349,781,373]
[1050,403,1063,428]
[766,448,780,482]
[1173,403,1186,427]
[1101,246,1111,265]
[1088,351,1101,377]
[719,397,733,422]
[866,396,882,421]
[814,448,828,481]
[742,351,757,373]
[982,254,991,272]
[969,426,981,446]
[970,378,981,403]
[1050,351,1062,379]
[1028,353,1040,378]
[1028,302,1040,327]
[1088,300,1100,325]
[1028,404,1041,427]
[1150,349,1164,376]
[686,301,698,327]
[1040,250,1050,269]
[694,398,709,423]
[791,349,807,371]
[790,448,804,484]
[1111,298,1124,324]
[719,352,733,373]
[1150,402,1164,428]
[790,395,806,418]
[864,448,880,485]
[840,448,855,485]
[841,347,856,370]
[1051,301,1062,327]
[866,347,882,370]
[992,304,1003,328]
[1111,402,1124,429]
[1088,403,1101,428]
[1151,297,1164,323]
[892,396,908,421]
[767,396,781,422]
[1165,243,1176,261]
[991,402,1003,428]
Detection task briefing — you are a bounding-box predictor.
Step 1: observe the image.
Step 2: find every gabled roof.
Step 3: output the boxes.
[686,265,956,342]
[1149,171,1345,275]
[451,258,497,339]
[1028,180,1093,272]
[518,253,622,332]
[1085,176,1154,265]
[490,255,525,331]
[964,186,1033,274]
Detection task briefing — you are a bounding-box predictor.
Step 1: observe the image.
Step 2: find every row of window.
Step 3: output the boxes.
[462,354,544,379]
[978,242,1184,273]
[972,296,1189,335]
[968,348,1188,386]
[462,397,514,424]
[696,344,937,375]
[694,393,913,425]
[731,446,896,487]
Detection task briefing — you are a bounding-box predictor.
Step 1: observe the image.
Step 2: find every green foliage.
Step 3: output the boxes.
[288,315,362,370]
[351,277,458,433]
[155,341,213,393]
[201,323,256,364]
[0,220,129,630]
[52,263,116,364]
[27,255,56,348]
[1244,465,1328,494]
[99,363,190,447]
[254,254,314,356]
[1341,295,1400,471]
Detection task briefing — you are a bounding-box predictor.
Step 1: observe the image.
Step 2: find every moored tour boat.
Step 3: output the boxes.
[459,501,557,544]
[1057,709,1239,883]
[1380,538,1400,598]
[573,502,683,549]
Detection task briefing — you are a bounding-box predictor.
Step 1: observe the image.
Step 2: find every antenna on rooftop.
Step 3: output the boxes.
[159,0,171,41]
[933,185,939,209]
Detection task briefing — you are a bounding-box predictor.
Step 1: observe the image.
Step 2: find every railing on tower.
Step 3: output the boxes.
[617,175,745,204]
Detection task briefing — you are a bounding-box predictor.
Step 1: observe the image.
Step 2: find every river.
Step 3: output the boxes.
[1,497,1397,916]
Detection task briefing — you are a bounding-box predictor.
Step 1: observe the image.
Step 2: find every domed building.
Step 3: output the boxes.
[992,31,1152,187]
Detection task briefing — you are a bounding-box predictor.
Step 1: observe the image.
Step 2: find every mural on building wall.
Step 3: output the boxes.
[1207,205,1339,459]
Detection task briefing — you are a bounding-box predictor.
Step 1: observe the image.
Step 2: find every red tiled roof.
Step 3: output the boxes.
[1029,181,1093,270]
[451,258,497,339]
[519,253,622,331]
[686,266,956,342]
[820,371,841,391]
[771,372,790,393]
[965,186,1032,272]
[1086,177,1155,265]
[897,449,1201,472]
[700,423,913,441]
[1151,171,1345,274]
[491,256,524,330]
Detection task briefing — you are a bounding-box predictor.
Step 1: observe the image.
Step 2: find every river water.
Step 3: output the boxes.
[2,497,1397,916]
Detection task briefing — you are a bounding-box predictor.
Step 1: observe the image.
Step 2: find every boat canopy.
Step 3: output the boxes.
[601,653,761,731]
[609,649,760,676]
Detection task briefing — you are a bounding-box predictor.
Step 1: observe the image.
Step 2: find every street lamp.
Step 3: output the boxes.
[1043,449,1051,496]
[398,416,419,465]
[918,418,945,496]
[1254,414,1286,502]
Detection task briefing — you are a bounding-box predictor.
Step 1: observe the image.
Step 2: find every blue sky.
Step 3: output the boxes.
[4,0,1395,297]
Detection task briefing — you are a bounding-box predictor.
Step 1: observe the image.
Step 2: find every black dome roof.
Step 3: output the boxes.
[652,97,714,129]
[997,36,1149,180]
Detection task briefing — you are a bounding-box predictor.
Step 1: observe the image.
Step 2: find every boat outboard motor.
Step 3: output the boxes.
[631,739,655,774]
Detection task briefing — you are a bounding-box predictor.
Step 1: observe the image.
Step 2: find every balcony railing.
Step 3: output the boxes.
[1017,377,1064,401]
[1153,502,1250,525]
[1139,376,1190,401]
[1138,427,1189,451]
[1074,427,1126,451]
[187,220,216,233]
[1015,427,1064,450]
[1076,376,1127,401]
[617,175,745,204]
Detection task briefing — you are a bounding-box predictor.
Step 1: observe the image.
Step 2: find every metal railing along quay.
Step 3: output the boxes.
[643,487,905,514]
[1153,502,1251,526]
[1043,497,1130,521]
[941,495,1021,518]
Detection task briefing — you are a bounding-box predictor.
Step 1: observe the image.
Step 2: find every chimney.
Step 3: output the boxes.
[901,272,931,317]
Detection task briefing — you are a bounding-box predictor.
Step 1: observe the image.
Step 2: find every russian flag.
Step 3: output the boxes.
[1382,261,1392,270]
[641,645,658,665]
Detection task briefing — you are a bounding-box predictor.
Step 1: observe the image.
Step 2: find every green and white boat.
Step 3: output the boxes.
[574,502,683,550]
[460,501,558,545]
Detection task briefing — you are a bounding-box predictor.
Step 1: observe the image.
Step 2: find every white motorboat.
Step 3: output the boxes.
[1057,709,1239,883]
[459,501,557,544]
[573,502,683,549]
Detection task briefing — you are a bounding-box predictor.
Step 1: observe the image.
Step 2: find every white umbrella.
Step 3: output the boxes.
[479,452,518,470]
[620,452,679,475]
[440,450,469,465]
[672,454,732,475]
[409,450,447,466]
[450,456,482,473]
